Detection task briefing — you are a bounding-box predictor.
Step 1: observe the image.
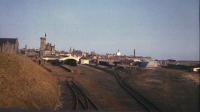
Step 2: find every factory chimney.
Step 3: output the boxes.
[134,49,136,57]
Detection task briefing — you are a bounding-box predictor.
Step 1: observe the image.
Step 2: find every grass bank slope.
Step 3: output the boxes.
[0,54,60,110]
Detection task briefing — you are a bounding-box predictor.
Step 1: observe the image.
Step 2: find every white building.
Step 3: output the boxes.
[193,67,200,72]
[116,49,121,56]
[80,59,89,64]
[139,60,159,69]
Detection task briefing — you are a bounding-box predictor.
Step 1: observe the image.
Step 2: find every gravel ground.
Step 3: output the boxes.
[122,68,199,112]
[44,63,199,112]
[44,63,146,112]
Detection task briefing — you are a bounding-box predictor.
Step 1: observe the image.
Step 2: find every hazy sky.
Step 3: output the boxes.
[0,0,199,60]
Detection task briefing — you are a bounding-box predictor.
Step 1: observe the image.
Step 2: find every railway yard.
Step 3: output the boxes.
[0,0,199,111]
[43,63,199,112]
[0,53,199,112]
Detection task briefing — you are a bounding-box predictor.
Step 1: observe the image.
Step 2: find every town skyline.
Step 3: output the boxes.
[0,0,199,60]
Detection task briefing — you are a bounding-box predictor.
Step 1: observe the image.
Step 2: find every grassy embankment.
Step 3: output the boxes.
[0,54,60,110]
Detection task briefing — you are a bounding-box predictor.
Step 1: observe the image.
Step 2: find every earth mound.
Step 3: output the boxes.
[0,54,60,110]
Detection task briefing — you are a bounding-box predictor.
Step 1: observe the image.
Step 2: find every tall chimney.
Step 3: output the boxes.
[134,49,136,57]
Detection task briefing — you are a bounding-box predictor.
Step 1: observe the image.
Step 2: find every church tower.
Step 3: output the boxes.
[40,33,47,50]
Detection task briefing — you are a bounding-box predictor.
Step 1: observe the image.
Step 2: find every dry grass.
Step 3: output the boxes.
[126,68,199,112]
[0,54,60,110]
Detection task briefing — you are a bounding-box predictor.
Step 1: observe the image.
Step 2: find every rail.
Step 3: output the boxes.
[114,72,161,112]
[67,80,98,111]
[87,64,161,112]
[59,65,72,72]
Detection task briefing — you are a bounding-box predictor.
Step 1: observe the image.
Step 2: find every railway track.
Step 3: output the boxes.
[59,65,72,72]
[87,65,161,112]
[67,79,98,111]
[113,71,161,112]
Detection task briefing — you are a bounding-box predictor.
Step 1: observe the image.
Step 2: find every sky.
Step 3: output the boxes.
[0,0,199,60]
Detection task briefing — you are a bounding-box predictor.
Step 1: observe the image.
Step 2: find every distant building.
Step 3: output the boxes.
[139,60,159,69]
[0,38,19,54]
[40,35,55,57]
[40,37,46,50]
[116,49,121,56]
[193,66,200,72]
[71,49,83,57]
[80,57,90,64]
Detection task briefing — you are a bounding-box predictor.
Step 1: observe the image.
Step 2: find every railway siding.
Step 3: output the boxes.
[67,79,98,111]
[88,65,161,112]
